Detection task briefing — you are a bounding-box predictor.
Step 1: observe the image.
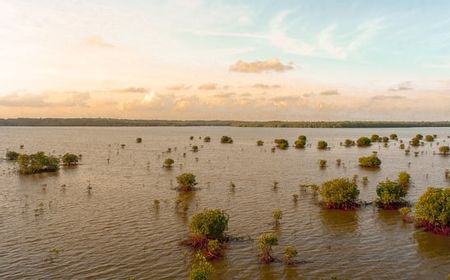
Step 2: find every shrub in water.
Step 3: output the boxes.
[274,139,289,150]
[283,246,298,265]
[319,178,360,209]
[176,173,198,191]
[357,137,371,147]
[272,209,282,225]
[317,140,328,150]
[414,187,450,235]
[203,136,211,143]
[17,152,60,174]
[439,145,449,155]
[256,140,264,146]
[6,151,20,161]
[358,152,381,168]
[397,171,411,189]
[344,139,355,147]
[61,153,79,166]
[189,209,229,240]
[258,233,278,263]
[163,158,174,168]
[376,179,407,209]
[220,136,233,144]
[189,252,214,280]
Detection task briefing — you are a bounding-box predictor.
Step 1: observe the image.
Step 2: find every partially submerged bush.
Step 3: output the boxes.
[410,137,420,147]
[317,140,328,150]
[192,145,199,152]
[258,233,278,263]
[294,139,306,149]
[344,139,355,147]
[358,152,381,168]
[439,145,449,155]
[163,158,174,168]
[274,139,289,150]
[370,134,380,142]
[190,252,214,280]
[376,179,407,209]
[220,136,233,144]
[189,209,229,240]
[357,137,371,147]
[397,171,411,189]
[425,135,434,142]
[319,178,360,209]
[382,136,389,143]
[61,153,79,166]
[389,134,398,140]
[272,209,282,226]
[415,187,450,235]
[203,136,211,143]
[256,140,264,146]
[17,152,60,174]
[136,137,142,143]
[6,151,20,160]
[319,159,327,168]
[176,173,198,191]
[283,246,298,265]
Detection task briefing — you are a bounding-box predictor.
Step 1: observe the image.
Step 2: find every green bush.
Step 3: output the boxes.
[256,140,264,146]
[319,159,327,168]
[258,233,278,263]
[389,134,398,140]
[357,137,371,147]
[220,136,233,144]
[163,158,174,168]
[397,171,411,189]
[425,135,434,142]
[136,137,142,143]
[344,139,355,147]
[190,253,214,280]
[414,187,450,235]
[399,143,405,149]
[61,153,79,166]
[272,209,282,225]
[382,136,389,143]
[274,139,289,149]
[17,152,60,174]
[203,136,211,143]
[317,140,328,150]
[358,153,381,168]
[189,209,229,239]
[439,145,449,155]
[294,139,306,149]
[283,246,298,265]
[376,179,407,209]
[415,134,423,140]
[192,145,199,152]
[6,151,20,160]
[319,178,360,209]
[370,134,380,142]
[176,173,198,191]
[410,137,420,147]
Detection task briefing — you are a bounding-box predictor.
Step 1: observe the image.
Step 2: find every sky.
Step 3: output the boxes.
[1,0,450,121]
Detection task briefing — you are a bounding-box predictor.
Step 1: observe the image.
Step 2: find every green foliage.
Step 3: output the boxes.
[220,136,233,144]
[439,145,449,155]
[382,136,389,143]
[274,139,289,149]
[258,233,278,263]
[192,145,199,152]
[415,134,423,140]
[189,209,229,239]
[397,171,411,189]
[344,139,355,147]
[319,159,327,168]
[6,150,20,160]
[297,135,307,142]
[272,209,282,225]
[163,158,174,168]
[425,135,434,142]
[319,178,360,209]
[376,179,407,209]
[176,173,197,191]
[190,252,214,280]
[256,140,264,146]
[414,187,450,234]
[370,134,380,142]
[410,137,420,147]
[294,139,306,149]
[358,153,381,168]
[283,246,298,265]
[17,152,60,174]
[399,207,411,217]
[399,143,405,149]
[203,136,211,143]
[356,137,371,147]
[389,134,398,140]
[317,140,328,150]
[61,153,79,166]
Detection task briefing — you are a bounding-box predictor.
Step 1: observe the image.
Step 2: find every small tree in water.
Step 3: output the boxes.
[62,153,79,166]
[358,152,381,168]
[163,158,174,168]
[256,140,264,146]
[283,246,298,265]
[189,252,214,280]
[397,171,411,189]
[439,145,449,155]
[356,137,371,147]
[220,136,233,144]
[203,136,211,143]
[6,151,20,160]
[176,173,198,191]
[258,233,278,263]
[376,179,408,209]
[17,152,60,174]
[414,187,450,235]
[319,178,360,209]
[272,209,282,226]
[317,140,328,150]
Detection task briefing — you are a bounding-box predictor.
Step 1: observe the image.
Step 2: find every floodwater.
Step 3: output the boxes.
[0,127,449,280]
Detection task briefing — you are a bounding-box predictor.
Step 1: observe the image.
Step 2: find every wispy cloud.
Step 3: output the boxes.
[319,90,340,96]
[198,83,218,90]
[83,36,115,49]
[389,81,413,91]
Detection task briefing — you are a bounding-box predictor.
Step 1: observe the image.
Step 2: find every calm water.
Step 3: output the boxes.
[0,127,449,280]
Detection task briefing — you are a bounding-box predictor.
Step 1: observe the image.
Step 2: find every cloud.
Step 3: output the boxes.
[229,59,293,73]
[0,91,91,108]
[214,92,236,99]
[371,95,406,101]
[167,84,191,91]
[0,93,49,107]
[198,83,218,90]
[319,90,340,96]
[389,81,413,91]
[113,87,149,93]
[83,36,115,49]
[252,84,281,89]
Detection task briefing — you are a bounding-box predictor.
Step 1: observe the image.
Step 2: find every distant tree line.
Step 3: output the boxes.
[0,118,449,128]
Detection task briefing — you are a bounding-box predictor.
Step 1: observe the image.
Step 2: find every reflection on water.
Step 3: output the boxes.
[0,126,449,279]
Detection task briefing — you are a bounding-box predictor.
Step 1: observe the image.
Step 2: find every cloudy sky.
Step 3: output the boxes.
[1,0,450,120]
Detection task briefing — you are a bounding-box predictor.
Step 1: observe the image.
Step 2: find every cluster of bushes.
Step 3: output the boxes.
[358,152,382,168]
[17,152,60,174]
[294,135,307,149]
[376,179,408,209]
[414,187,449,235]
[220,136,233,144]
[274,139,289,150]
[410,135,421,147]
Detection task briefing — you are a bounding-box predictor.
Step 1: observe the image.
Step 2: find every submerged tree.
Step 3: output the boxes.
[272,209,282,226]
[61,153,79,166]
[258,233,278,263]
[274,139,289,150]
[203,136,211,143]
[220,136,233,144]
[439,145,449,155]
[189,252,214,280]
[370,134,380,142]
[376,179,408,209]
[17,152,60,174]
[344,139,355,147]
[317,140,328,150]
[410,137,420,147]
[358,152,382,168]
[6,151,20,161]
[136,137,142,143]
[397,171,411,189]
[389,134,398,140]
[163,158,174,168]
[256,140,264,146]
[189,208,229,241]
[319,178,360,209]
[425,135,434,142]
[414,187,450,235]
[176,173,198,191]
[283,246,298,265]
[357,137,371,147]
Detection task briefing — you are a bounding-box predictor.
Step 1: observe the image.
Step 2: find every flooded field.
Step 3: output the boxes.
[0,126,449,279]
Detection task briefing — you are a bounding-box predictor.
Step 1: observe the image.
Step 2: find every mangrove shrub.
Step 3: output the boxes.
[189,209,229,240]
[358,153,382,168]
[17,152,60,174]
[414,187,450,235]
[317,140,328,150]
[220,136,233,144]
[376,179,407,209]
[176,173,198,191]
[357,137,371,147]
[319,178,360,209]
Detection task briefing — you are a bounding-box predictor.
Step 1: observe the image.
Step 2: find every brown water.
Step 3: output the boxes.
[0,127,449,280]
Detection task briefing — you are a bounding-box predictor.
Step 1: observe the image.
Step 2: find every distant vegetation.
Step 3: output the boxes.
[17,152,59,174]
[176,173,198,191]
[1,118,449,128]
[274,139,289,149]
[61,153,79,166]
[359,152,382,168]
[317,140,328,150]
[357,137,371,147]
[6,150,20,160]
[220,136,233,144]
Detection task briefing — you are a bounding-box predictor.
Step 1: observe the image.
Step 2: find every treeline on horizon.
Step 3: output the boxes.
[0,118,449,128]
